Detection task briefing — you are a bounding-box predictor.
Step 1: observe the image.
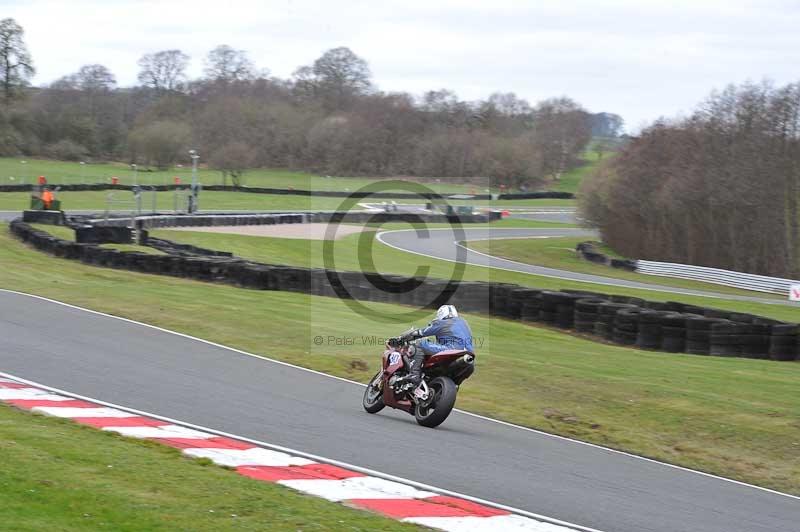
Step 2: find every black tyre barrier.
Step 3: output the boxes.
[0,182,574,201]
[10,218,800,362]
[74,225,134,244]
[769,324,798,361]
[575,241,636,270]
[22,210,66,225]
[574,298,607,333]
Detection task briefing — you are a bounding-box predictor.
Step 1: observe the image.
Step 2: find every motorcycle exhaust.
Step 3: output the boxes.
[449,354,475,384]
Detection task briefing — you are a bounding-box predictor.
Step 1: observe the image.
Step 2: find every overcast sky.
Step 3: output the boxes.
[7,0,800,130]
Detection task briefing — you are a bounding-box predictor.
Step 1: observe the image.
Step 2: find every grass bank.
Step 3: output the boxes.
[0,404,417,531]
[3,225,799,494]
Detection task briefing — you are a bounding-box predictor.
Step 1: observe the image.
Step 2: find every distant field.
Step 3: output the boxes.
[0,155,601,196]
[0,157,495,193]
[552,151,605,194]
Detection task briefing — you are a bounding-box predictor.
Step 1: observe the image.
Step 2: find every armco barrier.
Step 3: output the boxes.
[578,241,800,296]
[635,260,799,296]
[0,182,574,200]
[9,218,799,362]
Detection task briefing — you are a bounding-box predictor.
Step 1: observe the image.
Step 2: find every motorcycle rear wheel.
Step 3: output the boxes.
[414,376,457,428]
[362,371,385,413]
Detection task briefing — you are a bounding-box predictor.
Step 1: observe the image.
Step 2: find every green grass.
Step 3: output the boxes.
[543,150,606,194]
[0,404,418,531]
[467,236,783,299]
[29,223,75,240]
[3,225,799,494]
[28,224,165,255]
[149,227,800,322]
[0,156,497,193]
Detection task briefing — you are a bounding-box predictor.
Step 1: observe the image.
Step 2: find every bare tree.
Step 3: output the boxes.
[0,18,34,103]
[75,64,116,92]
[203,45,255,83]
[532,97,592,180]
[294,47,372,110]
[209,141,256,186]
[137,50,189,92]
[128,120,191,169]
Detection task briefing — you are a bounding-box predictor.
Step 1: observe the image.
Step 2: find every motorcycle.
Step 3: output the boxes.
[362,332,475,428]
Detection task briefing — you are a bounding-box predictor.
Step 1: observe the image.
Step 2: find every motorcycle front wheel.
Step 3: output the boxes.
[414,376,457,428]
[362,371,385,413]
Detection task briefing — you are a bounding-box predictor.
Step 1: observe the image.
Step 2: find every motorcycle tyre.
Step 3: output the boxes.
[414,376,457,428]
[363,371,386,414]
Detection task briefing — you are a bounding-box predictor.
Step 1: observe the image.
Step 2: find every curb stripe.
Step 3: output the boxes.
[237,464,365,481]
[75,416,170,428]
[155,436,256,450]
[0,375,585,531]
[350,496,510,518]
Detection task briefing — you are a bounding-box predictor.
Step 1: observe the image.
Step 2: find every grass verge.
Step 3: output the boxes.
[0,403,418,531]
[2,225,799,494]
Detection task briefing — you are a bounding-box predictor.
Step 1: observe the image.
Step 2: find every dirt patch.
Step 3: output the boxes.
[167,223,366,240]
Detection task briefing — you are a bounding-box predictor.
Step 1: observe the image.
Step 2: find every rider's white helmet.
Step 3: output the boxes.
[436,304,458,320]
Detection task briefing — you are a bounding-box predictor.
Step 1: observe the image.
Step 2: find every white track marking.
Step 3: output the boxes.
[183,447,315,467]
[1,289,797,505]
[32,406,137,418]
[406,515,572,531]
[102,425,214,439]
[279,476,437,501]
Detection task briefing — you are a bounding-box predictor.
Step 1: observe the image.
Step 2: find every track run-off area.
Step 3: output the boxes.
[1,289,797,532]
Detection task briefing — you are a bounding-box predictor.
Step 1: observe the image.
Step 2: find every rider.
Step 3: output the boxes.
[394,304,474,388]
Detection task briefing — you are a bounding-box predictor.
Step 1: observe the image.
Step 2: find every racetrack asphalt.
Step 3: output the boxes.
[1,290,797,532]
[377,226,790,305]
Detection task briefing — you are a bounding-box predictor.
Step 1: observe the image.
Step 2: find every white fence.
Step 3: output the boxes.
[635,260,800,295]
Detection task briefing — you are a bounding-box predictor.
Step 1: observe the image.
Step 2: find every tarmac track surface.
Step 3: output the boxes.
[1,290,797,532]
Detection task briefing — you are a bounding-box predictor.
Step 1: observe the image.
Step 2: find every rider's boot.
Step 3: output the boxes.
[396,346,425,389]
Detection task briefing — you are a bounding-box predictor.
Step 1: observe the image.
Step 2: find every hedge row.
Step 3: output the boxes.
[0,183,574,200]
[10,219,798,362]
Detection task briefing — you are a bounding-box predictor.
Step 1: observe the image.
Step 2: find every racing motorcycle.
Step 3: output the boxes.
[362,331,475,428]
